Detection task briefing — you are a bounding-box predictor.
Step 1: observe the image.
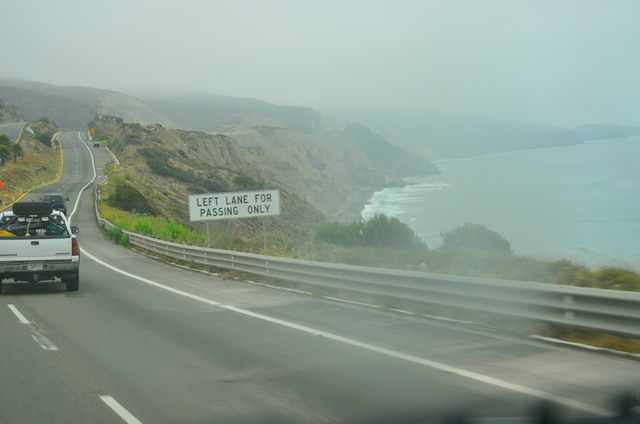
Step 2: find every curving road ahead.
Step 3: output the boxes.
[0,122,27,143]
[1,131,638,423]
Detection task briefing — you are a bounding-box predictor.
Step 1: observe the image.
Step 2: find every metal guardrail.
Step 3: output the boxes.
[96,213,640,340]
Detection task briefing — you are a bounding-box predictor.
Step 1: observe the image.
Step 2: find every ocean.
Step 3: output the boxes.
[362,136,640,270]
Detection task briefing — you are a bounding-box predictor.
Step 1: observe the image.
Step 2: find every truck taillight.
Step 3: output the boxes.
[71,238,79,256]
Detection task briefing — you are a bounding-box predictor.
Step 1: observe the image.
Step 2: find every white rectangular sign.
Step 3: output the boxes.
[188,190,280,222]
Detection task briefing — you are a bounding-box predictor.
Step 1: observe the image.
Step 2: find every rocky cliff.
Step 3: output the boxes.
[93,113,437,231]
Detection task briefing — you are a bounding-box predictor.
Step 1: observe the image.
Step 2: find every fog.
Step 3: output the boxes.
[2,0,639,127]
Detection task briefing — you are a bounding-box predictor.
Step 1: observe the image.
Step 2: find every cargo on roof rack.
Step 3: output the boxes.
[12,202,54,216]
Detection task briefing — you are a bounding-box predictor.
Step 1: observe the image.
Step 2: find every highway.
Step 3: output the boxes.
[1,130,639,423]
[0,122,26,143]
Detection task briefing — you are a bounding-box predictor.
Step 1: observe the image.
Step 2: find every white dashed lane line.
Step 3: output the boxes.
[7,304,59,351]
[100,395,143,424]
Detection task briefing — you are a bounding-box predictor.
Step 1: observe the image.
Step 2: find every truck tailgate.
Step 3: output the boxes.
[0,237,74,260]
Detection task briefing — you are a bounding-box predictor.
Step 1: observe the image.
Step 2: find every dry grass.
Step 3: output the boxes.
[0,135,61,211]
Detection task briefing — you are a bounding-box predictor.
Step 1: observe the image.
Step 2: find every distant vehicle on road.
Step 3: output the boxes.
[40,193,68,216]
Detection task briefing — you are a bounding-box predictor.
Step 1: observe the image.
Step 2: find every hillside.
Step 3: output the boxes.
[0,85,95,129]
[93,114,437,231]
[358,114,584,160]
[0,98,22,123]
[0,78,325,133]
[0,119,60,204]
[572,123,640,141]
[92,116,328,246]
[145,92,325,133]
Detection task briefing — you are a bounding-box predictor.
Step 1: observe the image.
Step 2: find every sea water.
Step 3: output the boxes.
[362,136,640,270]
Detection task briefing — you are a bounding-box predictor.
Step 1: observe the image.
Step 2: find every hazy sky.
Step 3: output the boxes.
[2,0,639,127]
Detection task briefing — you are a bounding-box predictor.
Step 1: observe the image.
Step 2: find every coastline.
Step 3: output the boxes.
[333,186,377,223]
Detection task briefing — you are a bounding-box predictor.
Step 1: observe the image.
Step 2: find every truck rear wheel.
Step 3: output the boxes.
[64,274,79,292]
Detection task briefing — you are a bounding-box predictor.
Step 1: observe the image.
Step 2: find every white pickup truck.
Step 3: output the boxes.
[0,202,80,292]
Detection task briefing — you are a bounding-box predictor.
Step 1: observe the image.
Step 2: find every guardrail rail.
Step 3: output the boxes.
[96,213,640,340]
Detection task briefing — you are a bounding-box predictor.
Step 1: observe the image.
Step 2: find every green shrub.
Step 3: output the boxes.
[118,233,130,246]
[108,182,158,215]
[360,214,426,248]
[315,221,361,246]
[593,267,640,291]
[234,175,260,189]
[315,214,426,249]
[134,219,155,236]
[441,223,512,254]
[106,227,129,246]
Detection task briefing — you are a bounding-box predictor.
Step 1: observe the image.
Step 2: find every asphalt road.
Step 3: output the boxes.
[1,131,638,423]
[0,122,26,143]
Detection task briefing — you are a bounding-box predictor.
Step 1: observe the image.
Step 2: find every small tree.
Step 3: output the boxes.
[359,214,425,248]
[10,142,23,162]
[0,134,12,165]
[315,221,361,246]
[107,182,158,215]
[441,222,512,254]
[315,214,426,249]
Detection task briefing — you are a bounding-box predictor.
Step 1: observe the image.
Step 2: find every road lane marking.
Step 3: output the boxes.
[82,248,611,416]
[8,304,31,323]
[100,396,143,424]
[7,304,59,351]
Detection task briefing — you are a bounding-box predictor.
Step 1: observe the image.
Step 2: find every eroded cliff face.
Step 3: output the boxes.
[91,116,328,243]
[220,125,411,221]
[91,114,438,235]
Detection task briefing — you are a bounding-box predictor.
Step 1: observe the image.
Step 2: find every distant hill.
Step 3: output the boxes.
[0,78,324,133]
[4,75,614,167]
[341,123,438,177]
[572,123,640,141]
[145,92,325,133]
[0,97,21,123]
[0,77,440,223]
[0,84,96,129]
[353,114,583,160]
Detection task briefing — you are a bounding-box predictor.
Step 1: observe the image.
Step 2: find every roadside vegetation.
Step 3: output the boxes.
[6,118,639,353]
[98,201,640,353]
[0,119,59,210]
[99,190,640,294]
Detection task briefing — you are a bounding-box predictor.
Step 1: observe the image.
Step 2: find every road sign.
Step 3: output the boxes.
[98,176,108,185]
[188,189,280,222]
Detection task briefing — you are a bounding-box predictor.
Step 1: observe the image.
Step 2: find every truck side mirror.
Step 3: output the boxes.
[71,226,80,234]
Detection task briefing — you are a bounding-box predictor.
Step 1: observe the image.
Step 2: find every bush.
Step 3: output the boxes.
[594,267,640,291]
[234,175,260,189]
[441,223,512,254]
[106,227,129,246]
[315,221,361,246]
[315,214,426,249]
[108,182,158,215]
[360,214,425,248]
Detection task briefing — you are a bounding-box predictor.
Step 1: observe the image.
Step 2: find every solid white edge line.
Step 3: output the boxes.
[67,131,97,221]
[8,304,31,324]
[100,395,143,424]
[82,247,611,416]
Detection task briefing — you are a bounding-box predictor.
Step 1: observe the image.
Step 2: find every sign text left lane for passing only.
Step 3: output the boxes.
[188,190,280,222]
